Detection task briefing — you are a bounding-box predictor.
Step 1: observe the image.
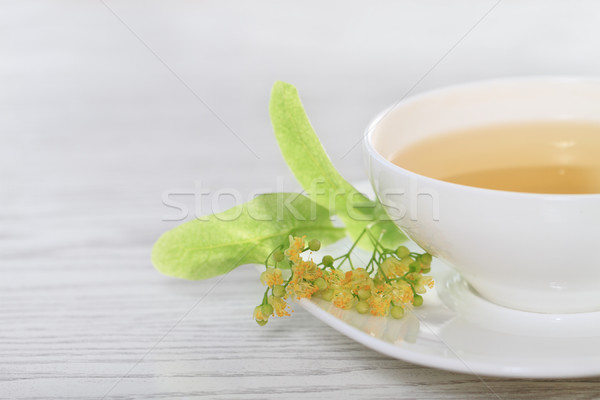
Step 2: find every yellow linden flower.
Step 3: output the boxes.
[405,272,419,282]
[380,257,408,279]
[253,305,270,322]
[332,289,355,310]
[290,235,306,250]
[260,268,284,288]
[368,293,391,316]
[390,280,414,305]
[285,248,301,264]
[415,276,434,294]
[289,264,305,285]
[372,282,391,295]
[352,268,370,281]
[324,269,345,287]
[394,259,411,276]
[293,260,320,282]
[284,235,306,264]
[342,268,368,285]
[268,295,291,317]
[254,233,435,326]
[343,268,373,294]
[290,281,318,300]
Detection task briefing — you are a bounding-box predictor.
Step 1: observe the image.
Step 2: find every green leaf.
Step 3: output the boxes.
[269,81,406,248]
[269,81,357,208]
[152,193,345,280]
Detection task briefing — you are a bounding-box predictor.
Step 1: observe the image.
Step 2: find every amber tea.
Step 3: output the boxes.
[389,121,600,194]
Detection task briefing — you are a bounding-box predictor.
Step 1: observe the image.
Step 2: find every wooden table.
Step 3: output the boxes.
[2,1,600,398]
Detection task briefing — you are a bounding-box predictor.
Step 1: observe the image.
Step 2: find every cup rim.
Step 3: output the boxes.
[364,76,600,199]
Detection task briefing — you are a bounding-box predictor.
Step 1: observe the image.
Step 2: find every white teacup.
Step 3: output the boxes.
[364,77,600,313]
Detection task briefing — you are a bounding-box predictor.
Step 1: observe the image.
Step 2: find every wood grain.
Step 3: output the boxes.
[2,1,600,398]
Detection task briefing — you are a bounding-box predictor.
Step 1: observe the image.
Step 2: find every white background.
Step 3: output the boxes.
[2,1,600,398]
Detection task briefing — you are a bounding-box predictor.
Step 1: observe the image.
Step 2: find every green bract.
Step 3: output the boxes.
[269,81,406,249]
[152,193,345,280]
[152,81,408,281]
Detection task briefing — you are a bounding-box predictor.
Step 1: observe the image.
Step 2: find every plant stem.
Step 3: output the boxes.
[264,245,283,268]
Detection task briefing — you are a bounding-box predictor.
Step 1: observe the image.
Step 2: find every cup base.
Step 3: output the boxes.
[460,273,600,314]
[435,263,600,337]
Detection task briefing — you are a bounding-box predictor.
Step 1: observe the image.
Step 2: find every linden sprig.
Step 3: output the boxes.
[254,229,434,326]
[153,82,407,283]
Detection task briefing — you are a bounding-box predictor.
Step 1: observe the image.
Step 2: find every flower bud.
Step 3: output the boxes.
[396,246,410,258]
[309,239,321,251]
[409,262,422,273]
[322,255,334,266]
[356,300,369,314]
[273,250,285,262]
[420,253,433,265]
[413,294,423,307]
[390,305,405,319]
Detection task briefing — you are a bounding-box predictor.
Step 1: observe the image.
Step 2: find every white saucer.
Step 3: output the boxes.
[300,237,600,378]
[271,181,600,378]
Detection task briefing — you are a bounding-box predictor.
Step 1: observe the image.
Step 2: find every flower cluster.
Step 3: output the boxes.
[253,230,434,326]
